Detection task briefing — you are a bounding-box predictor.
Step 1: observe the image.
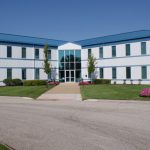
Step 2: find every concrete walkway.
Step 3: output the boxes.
[38,83,82,100]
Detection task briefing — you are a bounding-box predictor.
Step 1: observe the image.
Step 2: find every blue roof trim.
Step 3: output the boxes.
[75,30,150,47]
[0,30,150,48]
[0,33,67,47]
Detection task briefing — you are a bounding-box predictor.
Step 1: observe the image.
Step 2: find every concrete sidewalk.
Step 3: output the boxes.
[38,83,82,100]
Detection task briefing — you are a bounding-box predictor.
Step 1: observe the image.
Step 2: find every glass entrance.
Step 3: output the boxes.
[65,70,75,82]
[59,50,81,82]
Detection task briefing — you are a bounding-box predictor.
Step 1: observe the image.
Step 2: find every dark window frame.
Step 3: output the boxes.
[7,46,12,58]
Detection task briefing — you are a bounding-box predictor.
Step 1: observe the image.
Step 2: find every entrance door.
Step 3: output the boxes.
[65,70,75,82]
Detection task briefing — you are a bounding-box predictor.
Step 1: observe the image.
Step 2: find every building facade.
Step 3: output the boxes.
[0,30,150,85]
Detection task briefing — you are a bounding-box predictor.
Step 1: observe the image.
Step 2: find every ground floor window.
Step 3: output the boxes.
[142,66,147,79]
[99,68,104,78]
[35,68,39,80]
[22,68,26,80]
[112,67,116,79]
[126,67,131,79]
[7,68,12,79]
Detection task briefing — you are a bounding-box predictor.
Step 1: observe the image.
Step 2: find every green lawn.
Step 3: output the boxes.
[0,86,54,99]
[80,84,150,100]
[0,144,10,150]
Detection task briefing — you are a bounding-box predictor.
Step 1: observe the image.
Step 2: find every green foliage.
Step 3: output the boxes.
[0,86,54,99]
[12,79,23,86]
[3,78,22,86]
[43,44,51,79]
[80,84,150,100]
[88,54,97,79]
[0,144,10,150]
[93,79,111,84]
[23,80,47,86]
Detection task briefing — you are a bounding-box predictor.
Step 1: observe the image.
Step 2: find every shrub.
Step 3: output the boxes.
[3,78,14,86]
[23,80,47,86]
[140,88,150,97]
[93,79,111,84]
[12,79,23,86]
[3,78,23,86]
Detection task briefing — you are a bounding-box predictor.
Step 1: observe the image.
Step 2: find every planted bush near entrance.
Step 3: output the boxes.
[23,80,47,86]
[93,79,111,84]
[3,78,22,86]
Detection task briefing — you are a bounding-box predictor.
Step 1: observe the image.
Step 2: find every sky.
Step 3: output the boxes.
[0,0,150,41]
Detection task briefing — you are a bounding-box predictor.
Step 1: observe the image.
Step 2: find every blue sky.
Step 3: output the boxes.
[0,0,150,41]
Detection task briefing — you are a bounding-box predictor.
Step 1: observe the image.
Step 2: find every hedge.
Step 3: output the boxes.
[23,80,47,86]
[93,79,111,84]
[3,78,22,86]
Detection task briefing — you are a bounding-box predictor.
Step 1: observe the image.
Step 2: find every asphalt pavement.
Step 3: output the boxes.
[0,96,150,150]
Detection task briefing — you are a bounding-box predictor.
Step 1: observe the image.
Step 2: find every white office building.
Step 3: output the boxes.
[0,30,150,85]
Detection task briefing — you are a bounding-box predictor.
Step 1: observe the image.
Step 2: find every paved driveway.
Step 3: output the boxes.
[0,97,150,150]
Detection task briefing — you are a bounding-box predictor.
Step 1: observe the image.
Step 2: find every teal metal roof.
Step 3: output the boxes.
[0,33,67,47]
[75,30,150,47]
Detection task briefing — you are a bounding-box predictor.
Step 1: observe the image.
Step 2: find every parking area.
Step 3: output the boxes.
[0,96,150,150]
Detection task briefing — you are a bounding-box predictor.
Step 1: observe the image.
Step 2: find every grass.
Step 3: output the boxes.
[80,84,150,100]
[0,85,54,99]
[0,144,10,150]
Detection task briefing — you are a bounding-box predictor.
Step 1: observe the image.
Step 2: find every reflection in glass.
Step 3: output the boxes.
[65,50,69,62]
[70,63,74,70]
[65,63,70,70]
[75,50,81,62]
[59,50,64,62]
[70,50,74,62]
[76,63,81,69]
[59,63,65,70]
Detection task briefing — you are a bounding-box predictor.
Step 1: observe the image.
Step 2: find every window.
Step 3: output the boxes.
[126,67,131,79]
[99,47,103,58]
[126,44,130,56]
[35,68,39,79]
[35,49,39,59]
[100,68,104,78]
[142,66,147,79]
[48,50,51,60]
[7,68,12,79]
[112,46,116,57]
[7,46,12,58]
[22,68,26,80]
[88,49,91,58]
[48,72,51,79]
[22,47,26,58]
[141,42,146,55]
[112,67,116,79]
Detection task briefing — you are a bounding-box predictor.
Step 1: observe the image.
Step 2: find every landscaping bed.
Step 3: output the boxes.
[80,84,150,100]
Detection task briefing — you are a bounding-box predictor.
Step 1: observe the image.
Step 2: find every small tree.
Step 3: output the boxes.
[88,54,97,82]
[43,44,51,87]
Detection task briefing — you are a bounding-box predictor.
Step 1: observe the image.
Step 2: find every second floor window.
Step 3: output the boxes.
[141,42,146,55]
[99,47,103,58]
[22,47,26,58]
[35,49,39,59]
[126,44,130,56]
[7,46,12,58]
[48,50,51,60]
[112,46,116,57]
[88,49,91,58]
